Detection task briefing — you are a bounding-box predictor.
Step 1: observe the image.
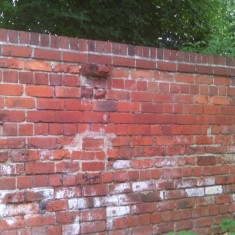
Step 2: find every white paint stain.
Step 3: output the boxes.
[7,203,38,216]
[62,223,80,235]
[186,188,204,197]
[197,177,215,186]
[113,160,130,169]
[26,188,54,200]
[5,217,16,226]
[111,183,130,194]
[55,187,76,199]
[64,131,116,158]
[106,205,130,217]
[68,199,78,210]
[205,185,223,195]
[0,204,7,217]
[177,180,194,188]
[159,191,165,200]
[132,180,154,192]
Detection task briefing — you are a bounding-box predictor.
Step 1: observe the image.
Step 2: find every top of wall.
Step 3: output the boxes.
[0,28,235,77]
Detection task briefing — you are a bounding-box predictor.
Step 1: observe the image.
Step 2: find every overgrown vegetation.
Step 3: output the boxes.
[168,231,198,235]
[183,0,235,57]
[219,219,235,234]
[168,219,235,235]
[0,0,234,57]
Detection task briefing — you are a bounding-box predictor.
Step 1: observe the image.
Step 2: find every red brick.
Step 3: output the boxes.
[46,199,67,212]
[131,92,153,102]
[0,58,23,69]
[113,57,135,67]
[141,103,163,113]
[49,124,63,135]
[83,184,108,196]
[2,45,32,58]
[26,162,54,174]
[37,98,64,110]
[81,63,112,77]
[17,176,33,189]
[19,31,30,44]
[35,72,49,85]
[81,87,93,98]
[0,28,8,42]
[25,214,54,227]
[26,85,54,97]
[1,153,11,166]
[63,52,88,63]
[55,87,80,98]
[0,138,26,149]
[82,162,105,171]
[56,211,80,224]
[55,111,84,123]
[33,175,48,187]
[0,177,16,190]
[81,208,106,222]
[6,97,35,109]
[2,191,24,204]
[27,111,55,122]
[24,60,51,71]
[2,123,18,136]
[0,216,24,230]
[34,48,61,61]
[27,137,57,149]
[94,89,106,99]
[0,84,23,96]
[197,156,216,166]
[112,79,124,89]
[49,74,62,85]
[49,174,63,186]
[19,124,33,136]
[195,136,213,145]
[213,96,231,105]
[56,161,79,173]
[3,70,18,83]
[93,100,117,112]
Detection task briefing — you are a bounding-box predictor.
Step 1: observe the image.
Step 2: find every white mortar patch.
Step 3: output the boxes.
[111,183,130,194]
[105,195,119,206]
[5,217,16,226]
[7,203,38,216]
[64,131,116,157]
[62,223,80,235]
[113,160,130,169]
[0,204,7,217]
[232,194,235,202]
[186,188,204,197]
[68,199,78,210]
[55,187,76,199]
[106,205,130,217]
[205,185,223,195]
[26,188,54,200]
[177,180,194,188]
[197,177,215,186]
[132,180,154,192]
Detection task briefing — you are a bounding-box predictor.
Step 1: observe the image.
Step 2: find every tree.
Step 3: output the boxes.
[0,0,231,54]
[183,0,235,57]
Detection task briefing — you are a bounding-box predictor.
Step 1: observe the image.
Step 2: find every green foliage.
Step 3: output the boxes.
[183,0,235,57]
[1,0,233,56]
[0,0,225,51]
[220,219,235,234]
[168,231,198,235]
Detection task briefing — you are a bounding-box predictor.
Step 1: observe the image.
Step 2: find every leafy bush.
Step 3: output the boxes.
[219,219,235,235]
[168,231,198,235]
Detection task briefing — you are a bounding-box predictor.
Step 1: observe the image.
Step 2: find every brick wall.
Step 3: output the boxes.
[0,28,235,235]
